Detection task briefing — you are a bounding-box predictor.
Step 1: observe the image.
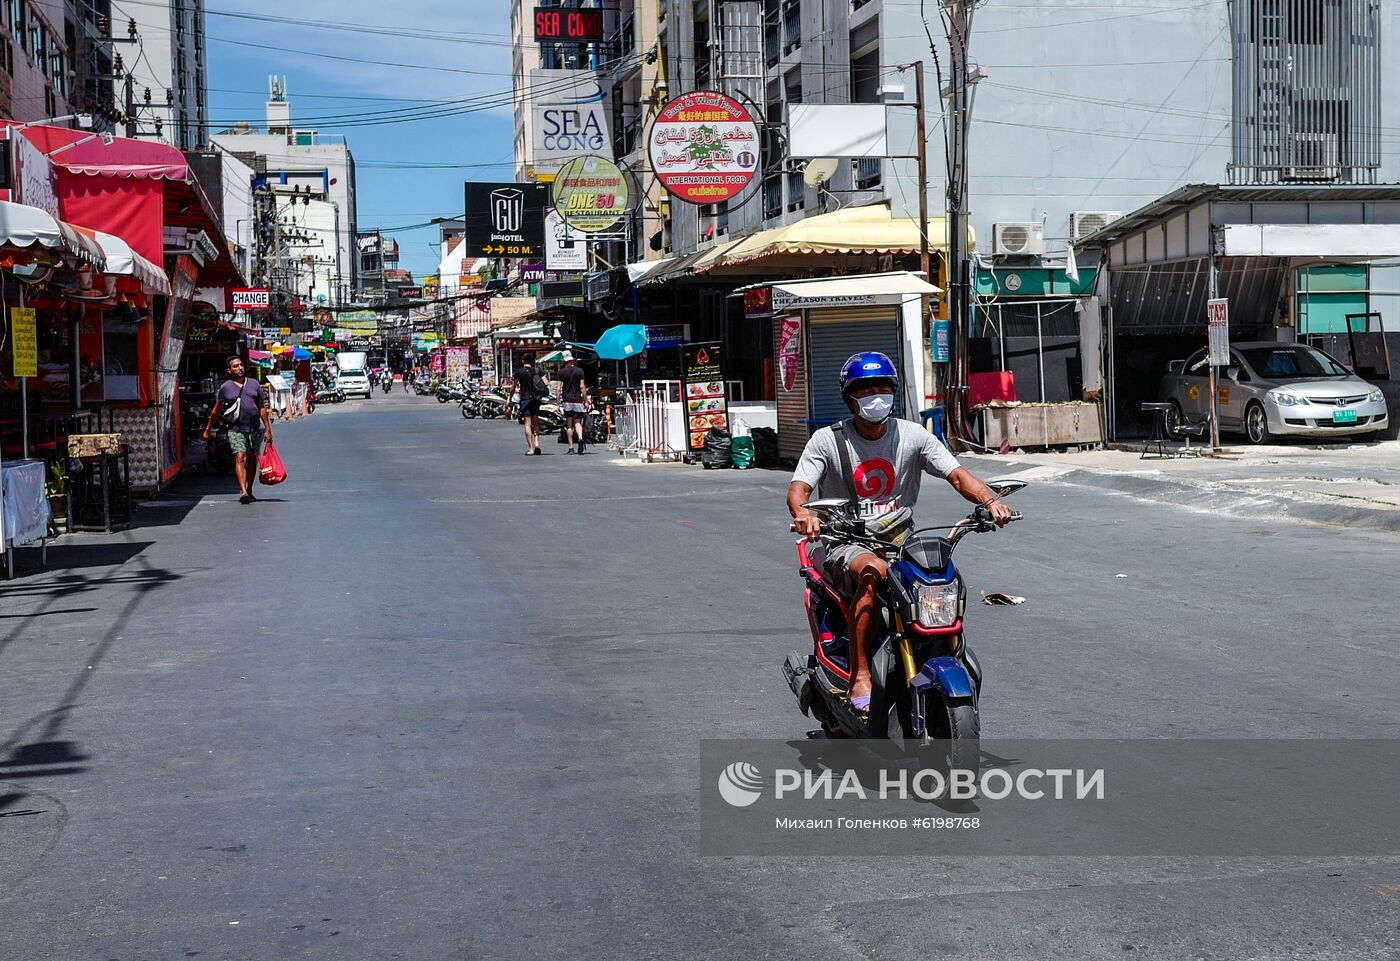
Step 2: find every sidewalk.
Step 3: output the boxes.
[961,440,1400,533]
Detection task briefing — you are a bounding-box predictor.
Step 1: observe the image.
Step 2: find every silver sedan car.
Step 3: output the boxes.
[1158,341,1389,444]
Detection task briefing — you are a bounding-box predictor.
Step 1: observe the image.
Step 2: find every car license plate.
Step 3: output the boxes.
[1333,409,1358,424]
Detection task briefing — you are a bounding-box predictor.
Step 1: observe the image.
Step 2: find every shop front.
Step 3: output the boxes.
[741,272,938,463]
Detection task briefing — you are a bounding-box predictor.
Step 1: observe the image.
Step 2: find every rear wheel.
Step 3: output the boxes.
[1164,400,1184,437]
[1244,402,1271,445]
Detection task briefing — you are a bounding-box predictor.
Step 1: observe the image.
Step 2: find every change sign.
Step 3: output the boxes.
[552,155,629,233]
[230,288,271,310]
[464,182,549,258]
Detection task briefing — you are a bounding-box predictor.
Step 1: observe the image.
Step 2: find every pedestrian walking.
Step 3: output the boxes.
[204,355,274,504]
[555,352,589,454]
[516,354,544,455]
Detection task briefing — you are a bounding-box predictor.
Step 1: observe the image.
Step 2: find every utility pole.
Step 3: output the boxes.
[942,0,979,448]
[913,60,933,415]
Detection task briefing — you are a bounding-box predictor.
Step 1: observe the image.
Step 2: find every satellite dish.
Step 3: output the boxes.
[803,158,841,188]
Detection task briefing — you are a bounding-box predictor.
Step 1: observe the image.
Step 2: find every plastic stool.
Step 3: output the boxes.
[921,407,947,445]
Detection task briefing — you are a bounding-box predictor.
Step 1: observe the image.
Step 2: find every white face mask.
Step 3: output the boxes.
[855,394,894,423]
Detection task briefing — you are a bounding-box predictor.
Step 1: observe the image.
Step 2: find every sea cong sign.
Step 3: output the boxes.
[648,91,760,205]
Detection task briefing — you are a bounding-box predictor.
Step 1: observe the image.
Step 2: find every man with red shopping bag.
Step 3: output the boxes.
[258,439,287,486]
[204,356,275,505]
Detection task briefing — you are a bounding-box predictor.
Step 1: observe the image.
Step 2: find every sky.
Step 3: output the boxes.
[176,0,518,280]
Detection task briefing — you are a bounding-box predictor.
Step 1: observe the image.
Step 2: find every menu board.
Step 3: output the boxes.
[681,342,729,454]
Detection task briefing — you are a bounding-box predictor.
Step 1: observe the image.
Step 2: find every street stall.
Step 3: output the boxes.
[738,272,938,463]
[8,123,243,491]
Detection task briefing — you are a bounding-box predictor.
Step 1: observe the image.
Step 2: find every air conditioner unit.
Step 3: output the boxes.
[1283,133,1339,181]
[1069,210,1123,243]
[992,222,1045,257]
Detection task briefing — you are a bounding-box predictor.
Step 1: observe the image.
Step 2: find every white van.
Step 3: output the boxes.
[336,351,372,398]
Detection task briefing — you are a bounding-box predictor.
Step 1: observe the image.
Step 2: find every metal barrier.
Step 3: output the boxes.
[635,384,683,462]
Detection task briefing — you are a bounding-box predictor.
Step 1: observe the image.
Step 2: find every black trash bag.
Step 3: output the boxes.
[701,427,732,469]
[751,426,779,469]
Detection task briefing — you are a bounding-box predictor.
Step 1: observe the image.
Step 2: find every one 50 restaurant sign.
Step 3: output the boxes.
[648,91,759,204]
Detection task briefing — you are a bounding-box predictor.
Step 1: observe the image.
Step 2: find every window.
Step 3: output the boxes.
[693,17,710,87]
[10,0,21,44]
[1241,345,1348,378]
[1286,0,1324,43]
[781,0,800,53]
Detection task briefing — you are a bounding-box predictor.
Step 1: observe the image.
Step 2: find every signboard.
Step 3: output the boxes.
[932,318,951,364]
[773,290,876,311]
[158,256,198,482]
[540,279,584,299]
[645,324,689,349]
[521,262,546,283]
[743,286,772,320]
[10,307,36,377]
[398,286,422,299]
[545,208,587,271]
[533,6,604,42]
[530,69,612,164]
[464,181,548,257]
[552,155,629,233]
[1207,298,1230,366]
[231,288,272,310]
[8,133,59,218]
[777,315,801,393]
[681,342,729,453]
[649,91,760,205]
[445,345,471,381]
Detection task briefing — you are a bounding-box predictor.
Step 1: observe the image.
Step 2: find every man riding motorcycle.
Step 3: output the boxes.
[785,352,1013,713]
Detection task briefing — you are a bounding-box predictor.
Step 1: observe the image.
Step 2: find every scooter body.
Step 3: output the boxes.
[783,487,1024,759]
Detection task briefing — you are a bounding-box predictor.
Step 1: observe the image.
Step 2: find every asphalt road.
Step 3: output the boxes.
[2,392,1397,960]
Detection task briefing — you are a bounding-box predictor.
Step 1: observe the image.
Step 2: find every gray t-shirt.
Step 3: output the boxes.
[792,418,960,518]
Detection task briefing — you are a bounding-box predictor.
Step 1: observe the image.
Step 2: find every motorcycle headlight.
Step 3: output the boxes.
[1368,389,1385,405]
[916,582,961,628]
[1268,389,1305,407]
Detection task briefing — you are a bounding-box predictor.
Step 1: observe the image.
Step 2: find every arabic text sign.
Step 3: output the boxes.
[649,91,760,205]
[10,307,36,377]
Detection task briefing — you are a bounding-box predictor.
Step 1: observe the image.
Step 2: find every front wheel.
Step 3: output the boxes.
[1244,401,1271,445]
[1163,400,1183,437]
[927,697,981,779]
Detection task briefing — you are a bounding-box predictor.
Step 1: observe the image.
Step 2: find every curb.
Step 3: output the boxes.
[985,458,1400,534]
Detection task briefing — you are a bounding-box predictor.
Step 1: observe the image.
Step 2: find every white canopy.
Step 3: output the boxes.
[0,199,106,268]
[82,228,171,295]
[764,271,940,310]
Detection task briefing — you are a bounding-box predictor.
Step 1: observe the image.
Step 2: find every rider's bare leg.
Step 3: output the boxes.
[847,554,887,706]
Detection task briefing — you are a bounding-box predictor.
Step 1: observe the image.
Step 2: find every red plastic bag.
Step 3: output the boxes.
[258,439,287,485]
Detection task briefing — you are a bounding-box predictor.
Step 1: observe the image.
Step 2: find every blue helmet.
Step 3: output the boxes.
[839,351,899,395]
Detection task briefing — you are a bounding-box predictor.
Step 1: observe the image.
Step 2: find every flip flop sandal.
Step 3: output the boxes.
[850,694,871,713]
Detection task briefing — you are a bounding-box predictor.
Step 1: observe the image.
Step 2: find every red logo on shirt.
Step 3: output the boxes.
[853,458,896,499]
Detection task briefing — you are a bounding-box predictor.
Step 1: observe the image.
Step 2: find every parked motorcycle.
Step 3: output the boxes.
[314,385,346,405]
[474,386,509,419]
[783,481,1025,768]
[535,400,566,434]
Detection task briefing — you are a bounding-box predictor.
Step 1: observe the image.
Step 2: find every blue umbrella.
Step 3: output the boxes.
[592,324,648,361]
[292,346,313,360]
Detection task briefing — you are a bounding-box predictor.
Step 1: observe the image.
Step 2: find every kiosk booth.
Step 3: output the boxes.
[742,272,939,462]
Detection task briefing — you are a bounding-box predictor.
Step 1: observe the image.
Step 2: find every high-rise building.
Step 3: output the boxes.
[112,0,207,147]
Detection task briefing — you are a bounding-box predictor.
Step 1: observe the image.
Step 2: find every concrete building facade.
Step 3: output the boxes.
[114,0,207,147]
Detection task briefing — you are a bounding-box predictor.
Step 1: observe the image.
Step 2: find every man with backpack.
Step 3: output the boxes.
[516,354,546,456]
[204,355,274,504]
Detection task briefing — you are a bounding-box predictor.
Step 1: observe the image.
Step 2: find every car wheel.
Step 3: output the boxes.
[1164,401,1184,437]
[1244,401,1271,445]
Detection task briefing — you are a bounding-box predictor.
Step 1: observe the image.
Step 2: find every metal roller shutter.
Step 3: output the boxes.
[807,308,905,424]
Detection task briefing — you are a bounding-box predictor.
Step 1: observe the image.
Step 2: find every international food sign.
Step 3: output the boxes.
[552,155,629,233]
[649,91,760,205]
[681,342,729,453]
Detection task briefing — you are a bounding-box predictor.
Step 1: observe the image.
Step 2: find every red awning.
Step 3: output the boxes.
[4,123,244,287]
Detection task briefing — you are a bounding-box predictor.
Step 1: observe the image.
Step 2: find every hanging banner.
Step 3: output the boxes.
[681,341,729,453]
[545,208,587,271]
[649,91,760,205]
[464,181,549,257]
[10,307,36,377]
[552,155,629,233]
[932,318,951,364]
[444,345,472,381]
[778,315,802,393]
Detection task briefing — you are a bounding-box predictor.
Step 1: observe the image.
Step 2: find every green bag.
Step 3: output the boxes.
[730,435,755,469]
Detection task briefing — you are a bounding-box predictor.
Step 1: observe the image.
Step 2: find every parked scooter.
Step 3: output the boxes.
[783,481,1025,769]
[314,384,346,405]
[474,385,509,419]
